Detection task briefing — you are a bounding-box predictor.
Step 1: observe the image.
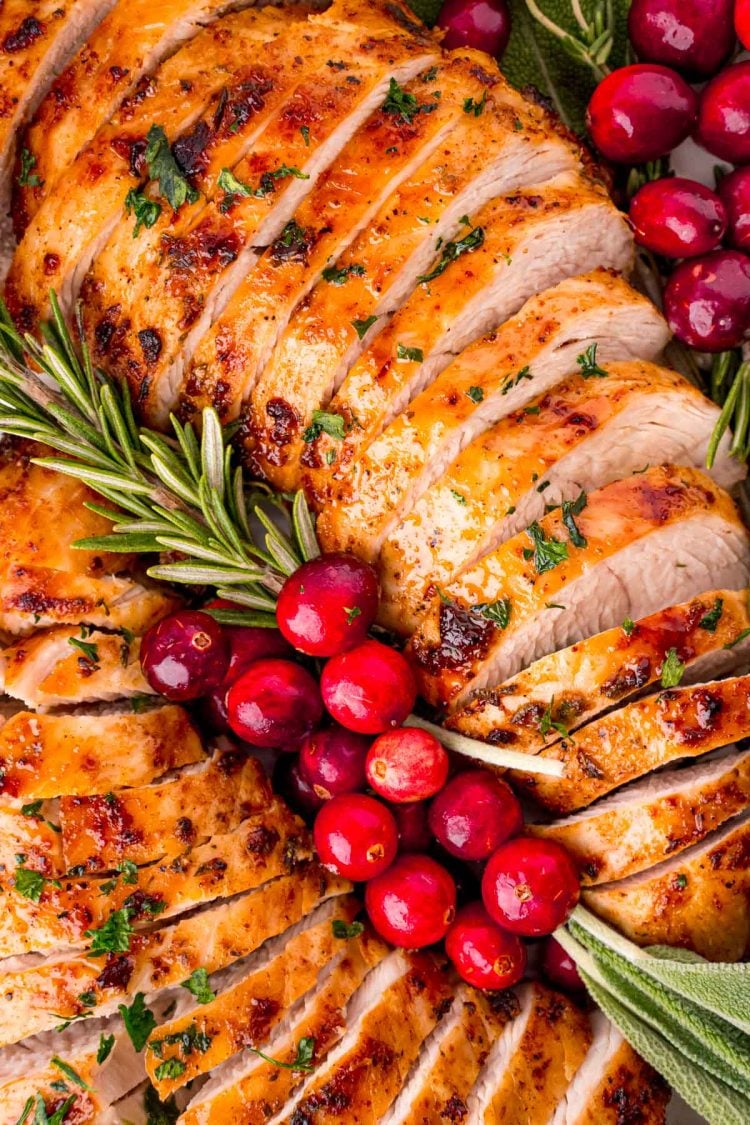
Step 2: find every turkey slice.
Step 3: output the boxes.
[409,465,750,711]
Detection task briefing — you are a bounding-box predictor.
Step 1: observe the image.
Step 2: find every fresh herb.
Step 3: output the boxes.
[420,66,439,82]
[660,648,685,689]
[144,125,199,210]
[523,522,569,573]
[85,907,134,955]
[322,263,365,285]
[525,404,540,414]
[674,873,688,890]
[561,490,587,547]
[68,636,99,665]
[249,1036,316,1072]
[536,479,550,492]
[500,366,532,395]
[124,189,162,237]
[381,78,421,123]
[472,597,512,629]
[300,126,310,146]
[302,410,347,443]
[698,597,724,633]
[217,164,308,210]
[18,148,43,188]
[466,385,484,403]
[332,919,364,938]
[97,1034,115,1064]
[78,991,96,1006]
[181,968,216,1004]
[50,1058,91,1092]
[417,226,484,284]
[450,489,466,505]
[144,1086,180,1125]
[149,1023,211,1059]
[30,1094,76,1125]
[351,315,378,339]
[539,697,570,740]
[119,992,157,1052]
[396,343,424,362]
[21,800,43,817]
[622,617,636,637]
[15,1097,33,1125]
[463,90,487,116]
[724,627,750,650]
[576,343,608,379]
[14,866,53,902]
[155,1059,186,1080]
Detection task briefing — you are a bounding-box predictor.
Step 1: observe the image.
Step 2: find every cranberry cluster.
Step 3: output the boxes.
[587,0,750,352]
[140,553,581,993]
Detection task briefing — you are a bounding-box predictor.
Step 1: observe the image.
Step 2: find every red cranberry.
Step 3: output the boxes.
[273,754,324,815]
[541,936,584,993]
[481,837,580,938]
[391,801,432,854]
[664,250,750,351]
[276,553,379,658]
[365,854,456,948]
[586,64,697,163]
[321,639,417,734]
[437,0,511,57]
[299,725,369,799]
[140,610,229,701]
[628,0,735,79]
[313,793,397,881]
[446,902,527,990]
[629,177,726,258]
[697,62,750,165]
[738,0,750,49]
[428,769,522,862]
[719,166,750,253]
[226,658,323,748]
[365,727,448,803]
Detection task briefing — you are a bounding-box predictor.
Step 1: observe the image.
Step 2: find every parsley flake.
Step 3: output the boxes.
[539,698,570,740]
[51,1058,91,1092]
[576,343,608,379]
[561,491,587,548]
[18,148,43,188]
[466,385,484,403]
[300,125,310,146]
[332,919,364,938]
[698,597,724,632]
[500,366,532,395]
[396,343,424,362]
[463,90,487,116]
[523,522,569,573]
[155,1059,186,1081]
[660,648,685,688]
[68,636,99,665]
[14,866,56,902]
[622,617,636,637]
[249,1036,315,1072]
[351,315,378,339]
[322,263,365,285]
[85,907,134,955]
[417,226,484,285]
[181,968,216,1005]
[450,489,467,505]
[124,189,162,237]
[301,410,347,443]
[119,992,157,1052]
[472,598,512,629]
[144,125,199,210]
[381,78,420,123]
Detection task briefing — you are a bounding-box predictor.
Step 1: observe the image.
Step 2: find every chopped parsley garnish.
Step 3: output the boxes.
[155,1059,186,1081]
[463,90,487,116]
[181,968,216,1005]
[144,124,199,210]
[466,385,484,403]
[97,1034,115,1064]
[68,636,99,665]
[396,343,424,362]
[561,491,587,548]
[576,343,608,379]
[150,1023,212,1059]
[119,992,157,1052]
[622,617,636,637]
[513,117,524,131]
[500,366,532,395]
[51,1058,91,1091]
[698,597,724,632]
[674,873,688,890]
[381,78,421,123]
[20,800,43,818]
[523,522,569,573]
[472,597,512,629]
[85,907,134,955]
[301,410,347,443]
[124,189,162,237]
[449,489,466,505]
[26,1094,75,1125]
[217,164,308,210]
[332,919,364,938]
[300,125,310,146]
[351,314,378,339]
[417,226,484,285]
[14,865,60,902]
[539,697,570,740]
[660,648,685,688]
[420,66,439,82]
[322,263,365,285]
[18,148,42,188]
[249,1036,315,1072]
[724,627,750,649]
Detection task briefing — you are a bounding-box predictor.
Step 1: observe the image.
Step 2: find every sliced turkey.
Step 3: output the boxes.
[531,748,750,884]
[5,4,304,332]
[584,809,750,961]
[83,0,440,427]
[448,588,750,753]
[515,674,750,814]
[265,949,453,1124]
[317,272,670,579]
[14,0,269,232]
[0,625,153,708]
[302,171,633,504]
[382,986,510,1124]
[145,896,360,1096]
[178,52,507,427]
[0,865,347,1047]
[246,76,582,493]
[180,924,389,1124]
[0,799,310,956]
[351,359,743,633]
[59,750,273,870]
[551,1009,670,1125]
[466,982,591,1124]
[0,705,204,799]
[408,465,750,711]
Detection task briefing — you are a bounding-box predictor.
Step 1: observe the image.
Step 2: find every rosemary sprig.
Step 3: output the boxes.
[0,295,319,624]
[707,350,750,469]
